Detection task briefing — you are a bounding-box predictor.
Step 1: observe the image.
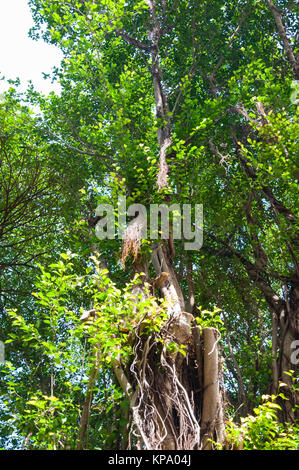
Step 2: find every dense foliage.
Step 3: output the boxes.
[0,0,298,450]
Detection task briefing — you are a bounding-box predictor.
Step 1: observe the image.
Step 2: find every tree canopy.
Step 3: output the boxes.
[0,0,298,451]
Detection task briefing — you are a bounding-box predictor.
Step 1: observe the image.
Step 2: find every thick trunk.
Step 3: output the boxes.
[200,328,225,449]
[151,244,198,449]
[102,1,226,449]
[143,245,224,449]
[113,241,225,449]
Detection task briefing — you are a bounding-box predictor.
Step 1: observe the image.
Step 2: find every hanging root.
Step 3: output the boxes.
[121,217,146,267]
[126,314,201,450]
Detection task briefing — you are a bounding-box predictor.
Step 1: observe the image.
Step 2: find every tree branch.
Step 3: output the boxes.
[114,28,154,52]
[265,0,299,79]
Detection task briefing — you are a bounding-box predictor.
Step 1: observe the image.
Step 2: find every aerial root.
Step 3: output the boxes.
[126,317,201,450]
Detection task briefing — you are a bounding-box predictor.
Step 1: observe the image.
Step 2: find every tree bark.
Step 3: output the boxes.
[102,0,226,449]
[201,328,225,449]
[76,343,101,450]
[266,0,299,79]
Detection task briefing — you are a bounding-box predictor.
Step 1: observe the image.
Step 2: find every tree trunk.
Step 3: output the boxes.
[113,242,225,449]
[108,1,226,449]
[266,0,299,80]
[200,328,225,449]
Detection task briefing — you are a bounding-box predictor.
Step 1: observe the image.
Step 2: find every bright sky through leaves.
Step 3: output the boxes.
[0,0,62,95]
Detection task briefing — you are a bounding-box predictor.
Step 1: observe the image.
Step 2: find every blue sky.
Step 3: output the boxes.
[0,0,62,95]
